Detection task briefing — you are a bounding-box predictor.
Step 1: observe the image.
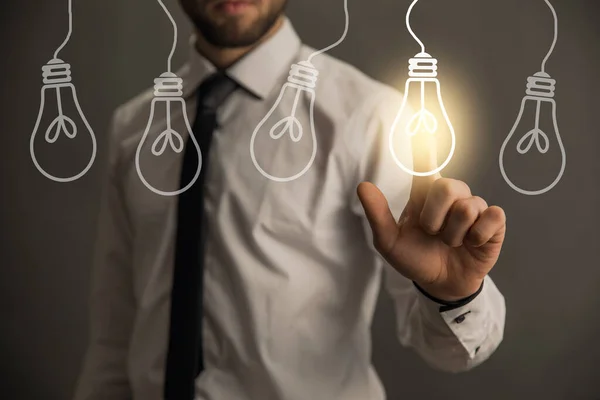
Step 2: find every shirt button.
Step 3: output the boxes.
[454,311,471,324]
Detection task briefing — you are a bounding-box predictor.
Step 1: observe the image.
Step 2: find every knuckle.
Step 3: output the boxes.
[487,206,507,225]
[457,180,472,196]
[433,178,471,200]
[434,178,455,198]
[473,196,488,209]
[454,200,478,221]
[469,227,486,244]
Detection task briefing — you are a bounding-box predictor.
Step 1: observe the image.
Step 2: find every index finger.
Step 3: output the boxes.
[409,129,442,206]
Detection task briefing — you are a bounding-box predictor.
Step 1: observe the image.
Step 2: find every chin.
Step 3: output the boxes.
[189,1,282,48]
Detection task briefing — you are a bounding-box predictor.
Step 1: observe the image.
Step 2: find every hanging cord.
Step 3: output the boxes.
[157,0,178,72]
[540,0,558,73]
[53,0,73,59]
[406,0,425,53]
[307,0,349,63]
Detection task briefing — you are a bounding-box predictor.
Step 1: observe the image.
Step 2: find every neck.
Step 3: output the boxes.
[195,16,284,70]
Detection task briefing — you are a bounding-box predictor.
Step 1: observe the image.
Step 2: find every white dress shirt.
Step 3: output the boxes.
[74,18,506,400]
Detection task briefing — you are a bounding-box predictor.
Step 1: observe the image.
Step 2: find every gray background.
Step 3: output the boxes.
[1,0,599,399]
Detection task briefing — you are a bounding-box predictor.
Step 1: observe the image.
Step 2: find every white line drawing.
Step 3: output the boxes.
[135,0,200,197]
[388,0,456,177]
[30,0,97,183]
[499,0,565,196]
[250,0,349,182]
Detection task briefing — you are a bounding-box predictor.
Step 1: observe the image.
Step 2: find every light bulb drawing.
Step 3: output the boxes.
[389,0,456,177]
[499,0,565,196]
[250,0,349,182]
[135,0,200,197]
[30,0,96,183]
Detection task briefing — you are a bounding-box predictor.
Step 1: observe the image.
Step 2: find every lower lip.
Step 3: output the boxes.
[217,1,252,14]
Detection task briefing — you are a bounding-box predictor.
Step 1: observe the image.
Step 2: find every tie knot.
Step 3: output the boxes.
[196,72,238,112]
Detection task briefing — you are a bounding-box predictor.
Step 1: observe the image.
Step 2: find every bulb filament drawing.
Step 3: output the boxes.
[389,0,456,177]
[499,0,565,196]
[30,0,97,183]
[135,0,200,196]
[250,61,318,182]
[250,0,349,182]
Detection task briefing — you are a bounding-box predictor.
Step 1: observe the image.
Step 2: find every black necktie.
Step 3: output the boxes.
[164,72,238,400]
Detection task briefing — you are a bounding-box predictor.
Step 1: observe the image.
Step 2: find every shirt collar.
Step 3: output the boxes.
[180,17,302,100]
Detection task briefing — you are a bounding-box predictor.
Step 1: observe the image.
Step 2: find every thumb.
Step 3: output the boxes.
[357,182,398,253]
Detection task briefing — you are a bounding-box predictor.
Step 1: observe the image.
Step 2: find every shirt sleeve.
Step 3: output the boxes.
[348,86,506,373]
[73,109,136,400]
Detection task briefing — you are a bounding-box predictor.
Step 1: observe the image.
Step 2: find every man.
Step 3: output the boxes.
[74,0,507,399]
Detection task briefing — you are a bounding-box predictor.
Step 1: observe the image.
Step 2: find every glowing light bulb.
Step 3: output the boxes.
[135,0,200,196]
[250,0,349,182]
[499,0,565,195]
[30,0,96,183]
[250,61,318,182]
[389,0,455,177]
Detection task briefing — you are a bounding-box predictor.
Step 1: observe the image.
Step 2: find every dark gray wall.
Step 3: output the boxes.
[1,0,599,399]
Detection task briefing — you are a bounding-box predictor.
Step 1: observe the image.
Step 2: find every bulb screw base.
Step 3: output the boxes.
[42,59,72,85]
[408,53,438,78]
[526,72,556,98]
[288,61,319,89]
[154,72,183,97]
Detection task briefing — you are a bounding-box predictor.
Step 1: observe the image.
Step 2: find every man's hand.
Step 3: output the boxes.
[357,136,507,302]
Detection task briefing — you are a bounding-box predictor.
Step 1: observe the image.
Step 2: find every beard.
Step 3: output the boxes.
[182,0,287,48]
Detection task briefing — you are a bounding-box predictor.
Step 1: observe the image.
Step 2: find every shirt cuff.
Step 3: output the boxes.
[414,276,495,359]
